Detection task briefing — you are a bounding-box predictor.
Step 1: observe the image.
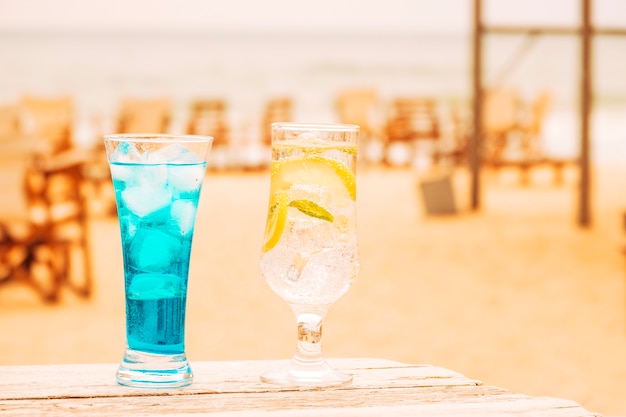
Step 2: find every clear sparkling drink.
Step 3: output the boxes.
[260,140,359,306]
[258,123,359,387]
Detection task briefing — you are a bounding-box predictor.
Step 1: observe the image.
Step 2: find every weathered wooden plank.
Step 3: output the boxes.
[0,386,599,417]
[0,359,601,416]
[0,359,480,400]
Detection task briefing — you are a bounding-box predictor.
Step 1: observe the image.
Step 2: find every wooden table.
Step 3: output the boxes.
[0,358,600,416]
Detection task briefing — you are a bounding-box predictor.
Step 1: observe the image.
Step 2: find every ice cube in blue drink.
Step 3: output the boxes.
[110,164,132,183]
[109,143,143,182]
[121,186,172,218]
[170,200,197,236]
[146,145,205,193]
[168,164,206,194]
[127,273,186,299]
[129,229,182,273]
[147,144,199,164]
[110,141,142,163]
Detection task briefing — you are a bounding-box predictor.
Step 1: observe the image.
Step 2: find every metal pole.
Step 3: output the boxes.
[579,0,592,226]
[471,0,483,210]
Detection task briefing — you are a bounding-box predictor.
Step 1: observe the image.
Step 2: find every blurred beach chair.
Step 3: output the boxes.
[382,97,441,167]
[385,97,441,142]
[0,101,32,159]
[186,98,234,170]
[260,97,293,147]
[0,153,93,302]
[117,97,171,134]
[0,103,21,142]
[482,89,571,185]
[482,88,521,164]
[440,104,470,167]
[335,88,379,139]
[22,94,113,216]
[335,88,383,165]
[518,91,552,157]
[186,99,230,147]
[21,94,74,154]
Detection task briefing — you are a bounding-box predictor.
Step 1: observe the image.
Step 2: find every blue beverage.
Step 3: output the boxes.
[105,134,212,388]
[125,274,187,354]
[111,161,204,355]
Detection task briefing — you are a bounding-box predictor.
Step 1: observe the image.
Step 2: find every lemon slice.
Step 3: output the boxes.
[262,190,289,252]
[263,156,355,252]
[270,156,356,201]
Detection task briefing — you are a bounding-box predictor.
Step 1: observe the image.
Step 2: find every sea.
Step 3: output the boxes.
[0,30,625,162]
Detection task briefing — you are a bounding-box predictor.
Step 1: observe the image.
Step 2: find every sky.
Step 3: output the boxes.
[0,0,624,33]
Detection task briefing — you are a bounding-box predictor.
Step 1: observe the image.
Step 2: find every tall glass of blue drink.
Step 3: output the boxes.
[104,134,213,388]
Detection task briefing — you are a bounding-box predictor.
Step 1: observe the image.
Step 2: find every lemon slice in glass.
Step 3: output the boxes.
[270,156,356,201]
[262,156,356,252]
[262,190,289,252]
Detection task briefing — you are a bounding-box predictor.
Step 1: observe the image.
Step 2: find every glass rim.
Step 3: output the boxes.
[271,122,359,132]
[104,133,214,143]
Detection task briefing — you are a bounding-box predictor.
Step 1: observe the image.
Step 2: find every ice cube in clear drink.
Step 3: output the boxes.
[296,132,323,144]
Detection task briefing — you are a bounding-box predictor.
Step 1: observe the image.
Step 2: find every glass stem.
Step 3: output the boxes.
[292,308,327,365]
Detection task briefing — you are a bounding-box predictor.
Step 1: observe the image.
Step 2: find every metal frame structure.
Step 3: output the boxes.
[471,0,626,227]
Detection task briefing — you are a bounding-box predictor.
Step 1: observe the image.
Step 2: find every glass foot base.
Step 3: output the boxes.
[116,349,193,388]
[261,358,352,387]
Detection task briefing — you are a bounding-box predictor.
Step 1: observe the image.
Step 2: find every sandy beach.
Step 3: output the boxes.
[0,156,625,416]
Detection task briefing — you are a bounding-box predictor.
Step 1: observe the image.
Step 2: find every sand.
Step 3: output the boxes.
[0,158,625,416]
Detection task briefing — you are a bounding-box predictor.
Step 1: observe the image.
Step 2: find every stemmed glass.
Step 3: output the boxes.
[259,122,359,386]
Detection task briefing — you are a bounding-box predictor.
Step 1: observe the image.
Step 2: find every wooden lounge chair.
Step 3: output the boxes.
[117,97,171,134]
[187,99,230,147]
[21,94,74,154]
[482,89,573,185]
[383,97,441,167]
[335,88,384,164]
[481,88,520,164]
[260,97,293,147]
[0,153,93,302]
[0,103,20,142]
[335,88,379,140]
